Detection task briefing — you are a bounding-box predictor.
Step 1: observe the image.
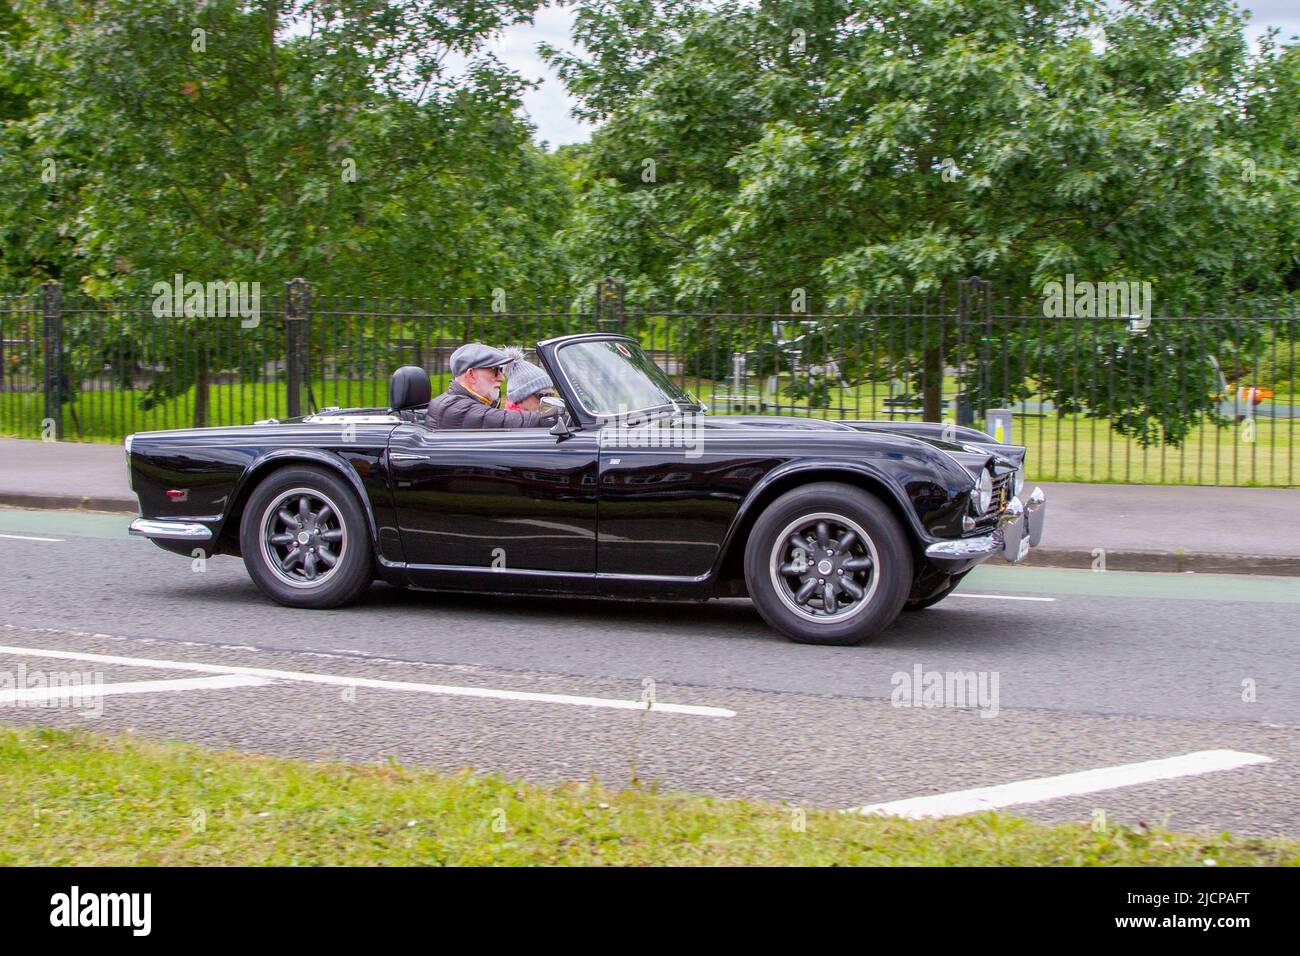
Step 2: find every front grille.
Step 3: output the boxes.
[976,472,1013,526]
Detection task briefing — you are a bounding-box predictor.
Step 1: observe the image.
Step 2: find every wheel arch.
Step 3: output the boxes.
[712,463,927,591]
[217,449,380,557]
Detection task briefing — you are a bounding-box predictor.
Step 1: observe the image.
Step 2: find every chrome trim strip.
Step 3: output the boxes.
[925,532,1003,561]
[124,434,134,492]
[1025,485,1047,547]
[396,564,712,585]
[129,518,213,541]
[403,563,594,578]
[1000,495,1028,562]
[300,413,401,425]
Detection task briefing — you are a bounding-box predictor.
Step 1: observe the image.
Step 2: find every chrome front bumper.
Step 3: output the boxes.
[925,487,1047,568]
[128,518,213,541]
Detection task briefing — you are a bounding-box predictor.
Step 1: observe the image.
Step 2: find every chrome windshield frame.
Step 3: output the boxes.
[552,338,691,424]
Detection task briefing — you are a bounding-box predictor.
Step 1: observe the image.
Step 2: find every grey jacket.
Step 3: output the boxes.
[424,381,551,429]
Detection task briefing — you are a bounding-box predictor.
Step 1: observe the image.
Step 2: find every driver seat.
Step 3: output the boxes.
[389,365,431,421]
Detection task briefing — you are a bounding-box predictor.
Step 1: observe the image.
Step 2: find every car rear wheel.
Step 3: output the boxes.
[239,465,373,608]
[744,482,913,645]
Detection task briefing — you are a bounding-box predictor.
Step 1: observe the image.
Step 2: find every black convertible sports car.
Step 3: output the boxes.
[126,332,1046,645]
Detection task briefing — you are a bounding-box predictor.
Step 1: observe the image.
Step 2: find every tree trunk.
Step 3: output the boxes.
[923,344,943,422]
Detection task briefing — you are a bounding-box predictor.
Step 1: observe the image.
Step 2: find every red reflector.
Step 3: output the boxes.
[165,489,187,498]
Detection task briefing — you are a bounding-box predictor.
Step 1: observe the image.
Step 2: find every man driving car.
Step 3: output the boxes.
[425,342,559,429]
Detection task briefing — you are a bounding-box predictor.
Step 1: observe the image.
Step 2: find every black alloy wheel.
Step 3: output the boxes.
[744,482,912,645]
[239,465,374,609]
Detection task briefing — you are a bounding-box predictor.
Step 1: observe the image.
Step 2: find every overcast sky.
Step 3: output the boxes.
[490,2,1300,149]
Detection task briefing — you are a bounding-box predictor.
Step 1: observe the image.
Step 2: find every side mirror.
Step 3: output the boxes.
[543,396,573,440]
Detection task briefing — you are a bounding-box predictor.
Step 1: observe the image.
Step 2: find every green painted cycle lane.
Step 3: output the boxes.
[0,508,132,539]
[4,507,1299,605]
[969,563,1300,605]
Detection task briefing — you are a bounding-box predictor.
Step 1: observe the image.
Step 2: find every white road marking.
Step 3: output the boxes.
[0,643,735,718]
[849,749,1274,819]
[0,532,63,543]
[0,674,272,704]
[947,593,1056,602]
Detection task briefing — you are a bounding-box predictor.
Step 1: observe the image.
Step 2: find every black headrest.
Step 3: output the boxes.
[389,366,431,411]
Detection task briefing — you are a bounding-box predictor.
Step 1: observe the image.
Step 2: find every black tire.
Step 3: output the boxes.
[744,482,913,645]
[239,465,373,609]
[904,570,970,611]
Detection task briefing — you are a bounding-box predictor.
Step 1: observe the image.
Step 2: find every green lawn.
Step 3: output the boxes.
[2,373,1294,486]
[694,375,1298,486]
[4,725,1295,866]
[0,377,437,439]
[998,411,1297,486]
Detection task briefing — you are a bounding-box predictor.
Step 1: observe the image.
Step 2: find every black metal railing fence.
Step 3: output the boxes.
[1,277,1295,486]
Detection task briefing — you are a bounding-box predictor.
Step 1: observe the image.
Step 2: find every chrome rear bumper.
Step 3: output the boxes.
[925,487,1046,568]
[129,518,213,541]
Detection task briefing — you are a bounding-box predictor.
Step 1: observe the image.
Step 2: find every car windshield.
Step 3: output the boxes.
[556,339,694,417]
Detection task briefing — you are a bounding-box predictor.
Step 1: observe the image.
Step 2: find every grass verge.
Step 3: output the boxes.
[3,725,1296,866]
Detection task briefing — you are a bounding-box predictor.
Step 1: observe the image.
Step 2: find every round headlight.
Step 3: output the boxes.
[976,468,993,513]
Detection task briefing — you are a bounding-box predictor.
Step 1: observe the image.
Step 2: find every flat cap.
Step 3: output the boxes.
[450,342,511,377]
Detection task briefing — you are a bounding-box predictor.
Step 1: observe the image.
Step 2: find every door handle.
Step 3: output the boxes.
[389,453,425,461]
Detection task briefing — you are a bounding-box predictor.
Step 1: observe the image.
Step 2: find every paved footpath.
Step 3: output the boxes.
[1,436,1298,574]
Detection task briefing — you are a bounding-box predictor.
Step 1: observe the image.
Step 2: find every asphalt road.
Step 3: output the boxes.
[2,507,1297,838]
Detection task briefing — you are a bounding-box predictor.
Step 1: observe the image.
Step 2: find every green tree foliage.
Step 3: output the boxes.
[0,0,572,296]
[548,0,1299,440]
[0,0,28,122]
[0,0,575,425]
[550,0,1297,301]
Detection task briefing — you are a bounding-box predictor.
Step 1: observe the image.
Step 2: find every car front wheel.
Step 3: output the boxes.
[239,465,374,609]
[744,482,913,645]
